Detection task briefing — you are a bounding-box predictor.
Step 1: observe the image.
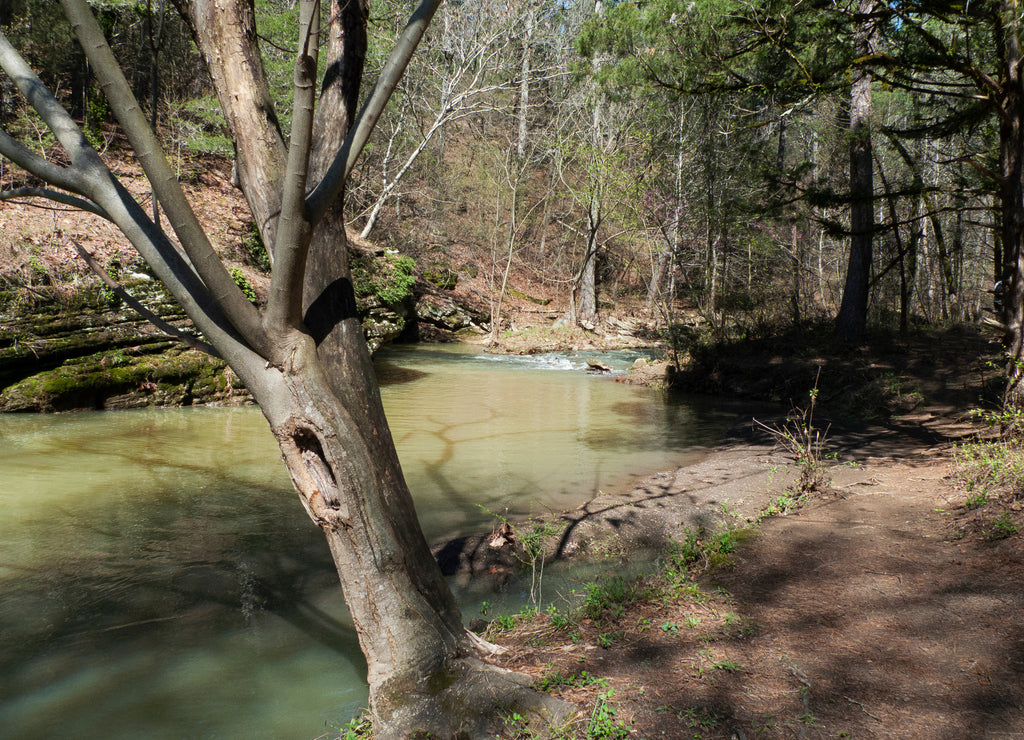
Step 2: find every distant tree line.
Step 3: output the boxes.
[3,0,1022,399]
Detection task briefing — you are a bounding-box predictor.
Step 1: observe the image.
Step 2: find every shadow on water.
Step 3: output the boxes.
[0,463,362,702]
[1,346,748,738]
[0,411,368,739]
[374,358,429,386]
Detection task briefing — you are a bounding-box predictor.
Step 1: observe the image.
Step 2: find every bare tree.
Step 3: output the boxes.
[0,1,566,737]
[355,0,518,239]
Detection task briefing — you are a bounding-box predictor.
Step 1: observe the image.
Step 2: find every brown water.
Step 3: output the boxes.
[0,344,737,739]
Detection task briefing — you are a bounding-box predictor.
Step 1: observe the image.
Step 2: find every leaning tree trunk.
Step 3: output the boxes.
[290,12,502,717]
[836,0,878,343]
[170,0,569,734]
[248,335,555,738]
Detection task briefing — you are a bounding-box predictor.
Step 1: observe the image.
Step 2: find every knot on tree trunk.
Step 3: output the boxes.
[277,419,350,528]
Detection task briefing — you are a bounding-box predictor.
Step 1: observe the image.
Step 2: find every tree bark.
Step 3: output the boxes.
[579,195,600,323]
[836,0,879,343]
[223,1,562,732]
[578,0,607,326]
[999,0,1024,408]
[516,4,534,160]
[172,0,287,250]
[258,336,556,738]
[647,100,686,311]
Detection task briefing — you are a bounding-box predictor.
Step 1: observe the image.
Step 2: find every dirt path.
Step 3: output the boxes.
[700,454,1024,739]
[493,416,1024,739]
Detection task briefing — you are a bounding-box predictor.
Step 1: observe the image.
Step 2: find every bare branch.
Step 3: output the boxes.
[60,0,271,355]
[0,35,93,168]
[0,187,109,218]
[0,127,89,195]
[306,0,442,225]
[0,26,263,374]
[72,238,219,356]
[266,0,320,334]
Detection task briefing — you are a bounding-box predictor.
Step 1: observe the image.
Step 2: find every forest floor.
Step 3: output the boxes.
[481,326,1024,740]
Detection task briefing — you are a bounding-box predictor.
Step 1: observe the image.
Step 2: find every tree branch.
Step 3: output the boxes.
[0,26,263,375]
[72,238,219,356]
[888,5,1005,103]
[306,0,442,226]
[0,127,90,195]
[60,0,272,356]
[266,0,320,335]
[0,187,109,218]
[172,0,286,254]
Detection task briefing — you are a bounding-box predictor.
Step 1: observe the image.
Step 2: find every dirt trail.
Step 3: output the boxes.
[703,453,1024,739]
[495,411,1024,739]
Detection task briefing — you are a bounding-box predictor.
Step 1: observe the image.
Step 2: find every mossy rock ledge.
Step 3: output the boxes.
[0,344,247,412]
[1,273,488,412]
[0,281,249,412]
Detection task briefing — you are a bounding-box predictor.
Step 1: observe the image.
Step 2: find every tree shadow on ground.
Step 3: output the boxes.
[595,492,1024,739]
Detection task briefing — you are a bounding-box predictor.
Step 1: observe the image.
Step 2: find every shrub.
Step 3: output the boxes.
[351,251,416,305]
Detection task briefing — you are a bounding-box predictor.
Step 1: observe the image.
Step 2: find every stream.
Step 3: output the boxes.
[0,344,739,739]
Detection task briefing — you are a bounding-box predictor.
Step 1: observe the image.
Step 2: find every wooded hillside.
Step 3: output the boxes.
[0,0,1019,382]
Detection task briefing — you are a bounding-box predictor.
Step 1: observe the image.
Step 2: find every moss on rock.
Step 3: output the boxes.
[0,345,248,412]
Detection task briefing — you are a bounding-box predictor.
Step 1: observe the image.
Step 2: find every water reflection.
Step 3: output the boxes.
[0,409,359,739]
[0,345,737,739]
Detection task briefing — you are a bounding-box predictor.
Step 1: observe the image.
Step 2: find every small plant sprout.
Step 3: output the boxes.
[954,404,1024,503]
[587,690,631,739]
[986,510,1019,540]
[478,505,563,609]
[755,368,832,496]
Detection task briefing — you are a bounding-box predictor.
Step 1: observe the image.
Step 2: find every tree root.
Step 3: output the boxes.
[372,653,574,740]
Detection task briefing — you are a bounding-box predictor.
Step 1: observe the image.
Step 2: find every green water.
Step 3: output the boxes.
[0,345,736,739]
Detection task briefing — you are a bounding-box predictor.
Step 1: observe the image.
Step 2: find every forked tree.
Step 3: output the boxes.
[0,0,566,737]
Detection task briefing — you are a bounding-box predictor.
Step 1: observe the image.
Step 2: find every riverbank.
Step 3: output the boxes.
[465,411,1024,739]
[433,325,1024,740]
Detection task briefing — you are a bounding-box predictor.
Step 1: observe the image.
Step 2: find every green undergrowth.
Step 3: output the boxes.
[754,375,835,523]
[350,250,416,305]
[954,406,1024,500]
[482,525,753,739]
[330,523,753,740]
[953,405,1024,541]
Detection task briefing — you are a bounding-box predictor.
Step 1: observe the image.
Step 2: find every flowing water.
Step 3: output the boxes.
[0,345,738,739]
